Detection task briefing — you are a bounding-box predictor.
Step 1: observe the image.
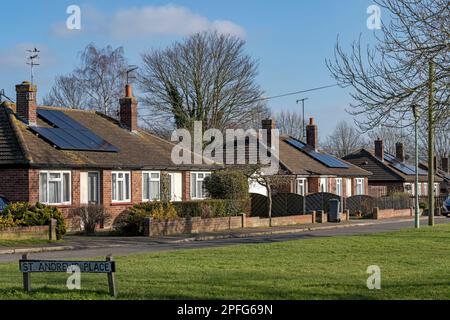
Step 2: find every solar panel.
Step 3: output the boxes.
[285,138,350,169]
[38,109,86,131]
[32,109,119,152]
[384,153,428,175]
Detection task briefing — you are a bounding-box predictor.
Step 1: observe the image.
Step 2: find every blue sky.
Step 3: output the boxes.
[0,0,379,138]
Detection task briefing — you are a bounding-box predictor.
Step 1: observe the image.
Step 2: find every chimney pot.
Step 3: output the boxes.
[125,84,132,98]
[15,81,37,124]
[261,119,275,148]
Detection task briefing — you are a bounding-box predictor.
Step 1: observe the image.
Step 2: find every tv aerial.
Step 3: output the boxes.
[126,65,139,85]
[0,89,14,104]
[26,48,40,84]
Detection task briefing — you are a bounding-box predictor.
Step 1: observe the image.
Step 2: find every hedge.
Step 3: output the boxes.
[113,199,250,236]
[0,202,66,239]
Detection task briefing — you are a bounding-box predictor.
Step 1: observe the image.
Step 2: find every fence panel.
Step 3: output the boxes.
[305,192,341,213]
[345,195,375,216]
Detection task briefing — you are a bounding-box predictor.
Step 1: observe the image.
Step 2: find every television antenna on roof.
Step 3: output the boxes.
[0,89,14,104]
[126,65,139,85]
[26,48,40,84]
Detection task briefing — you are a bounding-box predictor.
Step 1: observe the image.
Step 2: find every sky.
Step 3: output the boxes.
[0,0,380,139]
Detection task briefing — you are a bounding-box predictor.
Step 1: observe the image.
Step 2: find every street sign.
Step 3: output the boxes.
[19,254,117,297]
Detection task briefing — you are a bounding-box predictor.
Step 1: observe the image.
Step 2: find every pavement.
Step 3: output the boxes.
[0,216,448,263]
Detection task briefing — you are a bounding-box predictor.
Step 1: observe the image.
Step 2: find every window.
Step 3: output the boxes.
[142,172,160,201]
[423,183,428,196]
[417,183,422,196]
[434,183,440,196]
[404,183,414,195]
[39,171,71,205]
[336,178,342,196]
[356,178,365,195]
[346,178,352,197]
[319,178,328,193]
[112,172,131,202]
[296,178,308,196]
[190,172,211,199]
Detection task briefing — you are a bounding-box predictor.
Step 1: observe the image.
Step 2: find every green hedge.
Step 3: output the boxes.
[113,199,250,236]
[204,170,249,200]
[1,202,66,239]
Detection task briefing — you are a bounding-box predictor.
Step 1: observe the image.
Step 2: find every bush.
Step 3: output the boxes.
[0,214,20,229]
[113,199,250,236]
[204,170,249,200]
[68,204,112,235]
[1,202,66,239]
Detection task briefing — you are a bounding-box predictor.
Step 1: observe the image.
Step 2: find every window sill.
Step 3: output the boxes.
[110,202,132,206]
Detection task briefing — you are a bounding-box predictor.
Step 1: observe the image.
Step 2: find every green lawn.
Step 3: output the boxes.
[0,239,57,247]
[0,224,449,300]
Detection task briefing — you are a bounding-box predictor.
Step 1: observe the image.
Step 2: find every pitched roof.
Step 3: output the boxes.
[0,105,27,165]
[278,136,371,177]
[1,104,218,171]
[343,148,442,183]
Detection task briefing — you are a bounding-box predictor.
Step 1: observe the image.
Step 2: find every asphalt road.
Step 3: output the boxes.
[0,217,448,263]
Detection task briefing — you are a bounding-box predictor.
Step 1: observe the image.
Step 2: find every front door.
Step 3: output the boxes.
[81,172,100,204]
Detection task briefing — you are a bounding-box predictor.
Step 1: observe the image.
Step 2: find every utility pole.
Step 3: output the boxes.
[412,104,420,229]
[427,60,435,226]
[296,98,309,140]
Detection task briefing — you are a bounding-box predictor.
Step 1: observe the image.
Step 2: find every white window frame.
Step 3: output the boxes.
[142,171,161,202]
[417,183,422,196]
[434,183,440,196]
[356,178,365,195]
[423,183,428,196]
[39,171,72,205]
[296,178,308,196]
[87,171,100,204]
[190,172,211,200]
[112,171,131,203]
[335,178,342,196]
[319,178,328,193]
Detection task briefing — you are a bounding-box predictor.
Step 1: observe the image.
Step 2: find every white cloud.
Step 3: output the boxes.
[52,4,245,39]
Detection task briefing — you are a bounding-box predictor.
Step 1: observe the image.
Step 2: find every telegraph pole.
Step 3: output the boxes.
[427,60,435,226]
[412,104,420,229]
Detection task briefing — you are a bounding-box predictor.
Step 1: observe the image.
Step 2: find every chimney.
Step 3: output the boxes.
[374,139,384,160]
[442,157,449,173]
[15,81,37,124]
[119,84,138,131]
[261,119,275,148]
[395,142,405,162]
[306,118,318,150]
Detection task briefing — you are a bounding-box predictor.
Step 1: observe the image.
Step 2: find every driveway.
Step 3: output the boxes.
[0,216,448,263]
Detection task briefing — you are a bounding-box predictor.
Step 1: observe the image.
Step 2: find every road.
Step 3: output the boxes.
[0,217,448,263]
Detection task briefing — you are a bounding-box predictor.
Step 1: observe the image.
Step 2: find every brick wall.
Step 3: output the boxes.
[246,214,314,228]
[0,169,29,202]
[308,177,320,193]
[182,171,191,201]
[372,207,412,219]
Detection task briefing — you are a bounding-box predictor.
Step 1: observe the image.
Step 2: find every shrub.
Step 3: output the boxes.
[0,214,20,229]
[204,170,249,200]
[68,204,112,235]
[113,199,250,236]
[1,202,66,239]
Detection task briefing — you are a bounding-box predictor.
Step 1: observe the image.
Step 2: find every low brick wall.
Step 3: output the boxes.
[144,214,314,236]
[146,216,243,236]
[246,214,313,228]
[372,207,413,220]
[0,225,49,240]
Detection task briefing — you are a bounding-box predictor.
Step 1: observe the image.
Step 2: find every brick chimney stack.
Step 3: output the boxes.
[306,118,318,150]
[374,139,384,161]
[442,156,449,173]
[261,119,275,148]
[119,84,138,132]
[395,142,405,162]
[16,81,37,124]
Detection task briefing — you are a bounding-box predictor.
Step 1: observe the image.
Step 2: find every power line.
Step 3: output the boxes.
[138,83,344,115]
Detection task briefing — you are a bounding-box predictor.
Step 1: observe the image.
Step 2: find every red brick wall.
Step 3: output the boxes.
[308,177,320,193]
[182,171,191,201]
[0,168,30,202]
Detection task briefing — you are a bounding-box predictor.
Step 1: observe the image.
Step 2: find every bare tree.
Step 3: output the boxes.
[327,0,449,226]
[274,111,306,140]
[139,32,266,133]
[43,74,85,109]
[367,126,414,158]
[322,120,367,158]
[44,44,128,117]
[418,118,450,161]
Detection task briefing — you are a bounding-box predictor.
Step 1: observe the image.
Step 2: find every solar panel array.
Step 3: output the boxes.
[384,153,427,175]
[285,138,350,169]
[30,109,119,152]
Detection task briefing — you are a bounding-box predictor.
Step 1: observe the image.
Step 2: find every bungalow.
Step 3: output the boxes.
[245,118,372,197]
[419,157,449,196]
[0,81,217,220]
[343,139,443,197]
